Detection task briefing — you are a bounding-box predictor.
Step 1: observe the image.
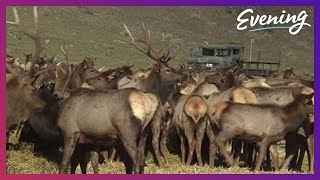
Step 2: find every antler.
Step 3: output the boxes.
[124,22,180,63]
[60,44,74,97]
[60,45,70,64]
[7,6,50,71]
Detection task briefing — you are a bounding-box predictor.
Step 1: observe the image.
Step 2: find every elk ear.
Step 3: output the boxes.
[82,62,88,70]
[305,93,314,101]
[25,53,32,63]
[108,71,118,80]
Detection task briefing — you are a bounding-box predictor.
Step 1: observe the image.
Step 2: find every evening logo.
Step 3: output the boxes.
[237,8,311,35]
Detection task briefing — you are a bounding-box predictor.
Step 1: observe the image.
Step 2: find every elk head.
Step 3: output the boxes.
[283,68,296,79]
[54,45,100,98]
[124,23,187,90]
[79,57,99,80]
[85,65,134,91]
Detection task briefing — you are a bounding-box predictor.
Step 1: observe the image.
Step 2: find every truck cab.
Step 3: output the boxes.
[187,43,244,71]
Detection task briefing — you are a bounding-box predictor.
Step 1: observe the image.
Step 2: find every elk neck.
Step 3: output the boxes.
[283,96,307,133]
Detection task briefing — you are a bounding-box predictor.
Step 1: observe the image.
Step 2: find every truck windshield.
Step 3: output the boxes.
[202,48,215,56]
[217,49,230,57]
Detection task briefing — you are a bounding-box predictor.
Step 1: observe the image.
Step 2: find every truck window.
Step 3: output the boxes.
[202,48,215,56]
[233,49,240,55]
[217,49,230,57]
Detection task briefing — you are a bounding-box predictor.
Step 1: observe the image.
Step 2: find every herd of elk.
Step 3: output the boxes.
[6,7,314,174]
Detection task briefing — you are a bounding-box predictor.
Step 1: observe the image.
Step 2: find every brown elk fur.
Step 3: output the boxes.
[207,92,313,171]
[184,95,208,124]
[172,94,208,166]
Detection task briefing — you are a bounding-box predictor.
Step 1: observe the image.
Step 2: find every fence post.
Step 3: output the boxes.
[249,39,254,62]
[278,51,282,76]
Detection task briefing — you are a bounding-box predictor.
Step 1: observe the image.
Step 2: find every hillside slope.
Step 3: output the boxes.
[6,6,314,74]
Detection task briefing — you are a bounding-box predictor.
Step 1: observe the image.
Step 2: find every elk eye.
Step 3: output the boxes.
[166,68,171,72]
[90,69,94,73]
[98,78,102,81]
[34,65,39,69]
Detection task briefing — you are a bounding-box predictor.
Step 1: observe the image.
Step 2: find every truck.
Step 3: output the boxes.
[187,43,281,77]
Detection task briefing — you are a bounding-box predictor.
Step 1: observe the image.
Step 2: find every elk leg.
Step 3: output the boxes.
[70,154,79,174]
[59,132,80,174]
[119,127,140,174]
[254,140,269,171]
[70,145,79,174]
[80,145,90,174]
[281,134,298,170]
[176,127,186,165]
[151,118,163,167]
[121,145,133,174]
[296,145,306,171]
[108,147,117,163]
[214,132,234,166]
[120,139,140,174]
[195,122,206,166]
[79,160,88,174]
[281,154,295,171]
[206,121,217,168]
[185,129,196,166]
[101,151,108,163]
[290,151,299,170]
[90,151,99,174]
[209,143,218,168]
[160,132,169,164]
[138,130,149,174]
[232,140,242,166]
[244,143,254,167]
[160,120,170,164]
[266,148,272,170]
[269,144,279,171]
[252,146,258,168]
[307,134,314,173]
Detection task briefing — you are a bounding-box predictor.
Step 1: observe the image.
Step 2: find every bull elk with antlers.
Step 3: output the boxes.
[120,23,187,166]
[6,7,54,141]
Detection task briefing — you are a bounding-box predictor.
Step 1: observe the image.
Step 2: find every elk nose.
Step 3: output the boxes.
[81,82,95,90]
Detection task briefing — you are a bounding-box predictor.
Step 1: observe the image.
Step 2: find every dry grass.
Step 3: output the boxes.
[6,132,311,174]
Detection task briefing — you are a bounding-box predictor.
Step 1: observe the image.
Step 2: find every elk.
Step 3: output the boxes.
[281,113,314,172]
[6,74,45,136]
[19,84,62,150]
[231,85,314,170]
[54,45,100,98]
[123,22,185,104]
[207,88,313,171]
[205,86,257,167]
[283,68,314,89]
[170,94,208,166]
[58,88,162,174]
[84,65,134,91]
[6,7,51,141]
[204,65,241,91]
[121,22,186,166]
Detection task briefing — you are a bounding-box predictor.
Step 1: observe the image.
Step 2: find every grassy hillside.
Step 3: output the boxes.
[6,6,314,73]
